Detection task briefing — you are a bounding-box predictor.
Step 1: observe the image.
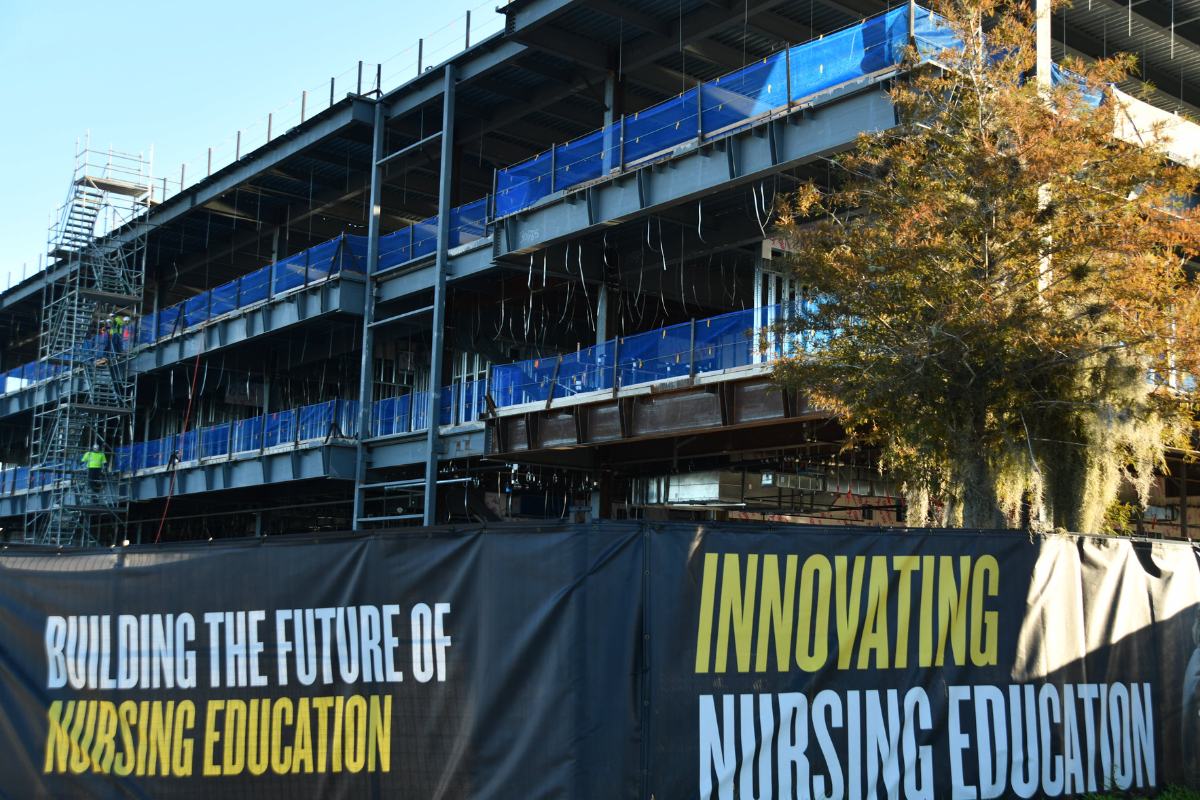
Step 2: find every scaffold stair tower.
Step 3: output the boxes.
[24,142,150,546]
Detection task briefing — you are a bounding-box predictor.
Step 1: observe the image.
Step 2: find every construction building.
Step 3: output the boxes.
[1,0,1198,545]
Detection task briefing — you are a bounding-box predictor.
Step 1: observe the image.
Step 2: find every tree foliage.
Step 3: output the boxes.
[773,0,1200,531]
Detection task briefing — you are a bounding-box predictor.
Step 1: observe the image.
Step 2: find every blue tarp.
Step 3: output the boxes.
[184,293,210,329]
[624,90,699,165]
[553,129,606,191]
[493,304,792,409]
[412,217,439,261]
[378,228,413,270]
[496,150,553,217]
[451,199,488,248]
[701,53,788,136]
[239,266,271,307]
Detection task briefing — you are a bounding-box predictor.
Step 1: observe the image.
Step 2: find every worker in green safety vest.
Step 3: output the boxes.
[115,315,130,348]
[106,314,129,353]
[81,445,107,490]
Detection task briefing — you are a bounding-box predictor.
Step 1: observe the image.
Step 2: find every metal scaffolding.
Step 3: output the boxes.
[23,142,149,546]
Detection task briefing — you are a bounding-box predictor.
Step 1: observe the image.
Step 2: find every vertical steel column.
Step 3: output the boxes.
[602,73,616,173]
[352,102,387,530]
[1181,459,1190,539]
[424,65,458,525]
[1036,0,1051,86]
[595,287,608,345]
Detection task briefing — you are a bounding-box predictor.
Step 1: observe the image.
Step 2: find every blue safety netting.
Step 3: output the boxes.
[493,5,943,219]
[367,382,487,438]
[553,129,607,190]
[627,90,701,165]
[701,54,788,137]
[691,307,762,373]
[911,5,961,57]
[492,304,798,409]
[794,8,909,102]
[85,400,364,477]
[200,424,230,460]
[231,416,261,453]
[210,281,238,317]
[618,321,696,386]
[410,390,430,432]
[239,265,272,307]
[490,342,617,407]
[1051,62,1105,109]
[496,151,553,217]
[157,306,184,340]
[378,228,413,270]
[451,199,488,248]
[372,394,411,437]
[2,6,970,401]
[183,293,209,328]
[456,379,489,424]
[412,217,439,261]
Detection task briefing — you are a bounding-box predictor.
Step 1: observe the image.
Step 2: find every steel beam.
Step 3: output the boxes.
[424,66,458,525]
[128,444,358,500]
[352,103,388,529]
[0,375,81,421]
[373,81,893,311]
[133,278,365,375]
[369,424,489,469]
[495,81,895,255]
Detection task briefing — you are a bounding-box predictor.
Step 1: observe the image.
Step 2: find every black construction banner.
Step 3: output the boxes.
[0,522,1198,800]
[649,528,1200,800]
[0,526,644,800]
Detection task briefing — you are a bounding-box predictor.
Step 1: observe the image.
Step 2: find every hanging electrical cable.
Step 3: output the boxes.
[577,244,594,330]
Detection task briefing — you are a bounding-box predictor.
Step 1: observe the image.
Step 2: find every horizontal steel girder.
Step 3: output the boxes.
[375,77,896,304]
[134,278,366,374]
[128,443,359,501]
[0,280,366,422]
[0,375,85,422]
[494,81,896,254]
[366,424,490,469]
[489,369,826,457]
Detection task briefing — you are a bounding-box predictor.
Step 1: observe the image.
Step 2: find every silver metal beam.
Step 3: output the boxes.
[376,132,443,169]
[372,80,896,309]
[494,81,896,256]
[424,65,458,525]
[352,103,388,530]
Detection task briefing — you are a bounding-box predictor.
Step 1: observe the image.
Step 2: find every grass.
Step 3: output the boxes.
[1086,787,1200,800]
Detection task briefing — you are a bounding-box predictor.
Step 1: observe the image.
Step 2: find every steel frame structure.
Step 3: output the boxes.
[23,144,148,545]
[0,0,1197,541]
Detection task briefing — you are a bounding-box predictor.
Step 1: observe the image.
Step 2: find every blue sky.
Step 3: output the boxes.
[0,0,501,290]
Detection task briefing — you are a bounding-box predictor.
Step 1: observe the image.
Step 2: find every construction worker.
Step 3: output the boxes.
[81,445,107,490]
[105,314,124,353]
[114,314,130,350]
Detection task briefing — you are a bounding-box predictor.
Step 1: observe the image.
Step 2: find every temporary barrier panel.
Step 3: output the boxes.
[0,523,1197,799]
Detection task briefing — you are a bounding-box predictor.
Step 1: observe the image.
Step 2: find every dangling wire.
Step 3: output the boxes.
[560,276,573,323]
[697,200,707,243]
[657,218,667,271]
[496,283,506,336]
[751,184,768,238]
[577,244,594,330]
